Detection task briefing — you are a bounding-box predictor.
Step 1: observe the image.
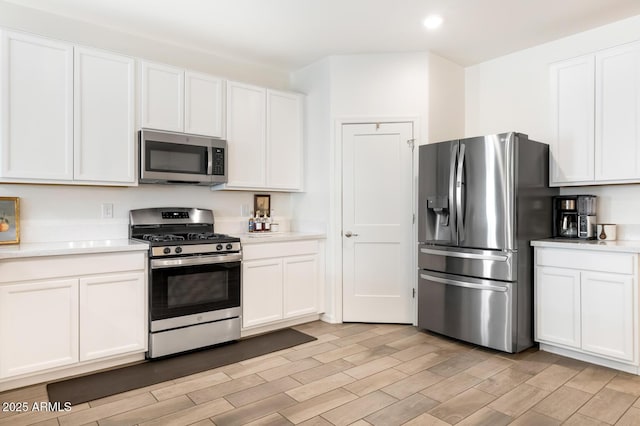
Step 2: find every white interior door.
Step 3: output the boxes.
[342,122,414,323]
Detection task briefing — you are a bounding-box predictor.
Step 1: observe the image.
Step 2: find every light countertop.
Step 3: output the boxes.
[0,239,149,259]
[239,232,326,245]
[531,238,640,253]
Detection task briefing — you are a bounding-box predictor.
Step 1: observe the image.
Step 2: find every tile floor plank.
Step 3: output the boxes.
[4,321,640,426]
[319,390,396,426]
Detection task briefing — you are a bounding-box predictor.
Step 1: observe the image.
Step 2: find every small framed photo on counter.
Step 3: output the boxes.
[0,197,19,245]
[254,194,271,217]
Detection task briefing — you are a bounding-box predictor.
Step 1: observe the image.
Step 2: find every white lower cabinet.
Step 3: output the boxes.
[79,272,146,361]
[0,279,79,378]
[242,239,323,332]
[0,252,147,381]
[580,271,634,361]
[242,259,283,327]
[534,247,638,372]
[535,266,581,349]
[283,255,318,318]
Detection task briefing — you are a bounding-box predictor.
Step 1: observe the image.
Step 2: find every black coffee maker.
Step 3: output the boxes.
[553,195,597,239]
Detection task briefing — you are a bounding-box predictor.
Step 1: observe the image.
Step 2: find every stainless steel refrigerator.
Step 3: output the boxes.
[417,132,557,353]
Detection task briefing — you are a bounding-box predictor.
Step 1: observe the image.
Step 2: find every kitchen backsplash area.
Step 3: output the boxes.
[560,184,640,240]
[0,184,295,243]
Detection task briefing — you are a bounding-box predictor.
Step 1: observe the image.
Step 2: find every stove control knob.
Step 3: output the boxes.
[216,244,223,251]
[175,246,183,254]
[163,247,171,255]
[226,243,233,250]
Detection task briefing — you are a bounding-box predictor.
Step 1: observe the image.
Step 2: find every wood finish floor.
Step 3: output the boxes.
[2,321,640,425]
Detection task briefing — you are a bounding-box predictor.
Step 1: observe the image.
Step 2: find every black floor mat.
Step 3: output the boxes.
[47,328,316,406]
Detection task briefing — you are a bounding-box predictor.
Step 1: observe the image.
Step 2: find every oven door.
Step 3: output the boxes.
[149,253,241,332]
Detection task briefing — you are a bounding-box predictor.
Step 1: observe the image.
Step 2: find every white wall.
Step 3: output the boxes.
[465,14,640,227]
[427,53,466,144]
[0,184,292,242]
[330,52,429,139]
[290,52,465,322]
[0,3,295,243]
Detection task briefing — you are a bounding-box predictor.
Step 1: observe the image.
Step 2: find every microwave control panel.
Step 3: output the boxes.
[212,148,225,176]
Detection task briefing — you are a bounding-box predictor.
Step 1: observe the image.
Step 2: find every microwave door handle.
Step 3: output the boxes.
[207,146,213,176]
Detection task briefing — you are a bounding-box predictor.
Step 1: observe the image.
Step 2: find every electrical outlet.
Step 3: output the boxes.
[101,203,114,219]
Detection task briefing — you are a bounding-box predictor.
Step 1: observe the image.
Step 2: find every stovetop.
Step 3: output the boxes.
[139,232,239,244]
[129,207,241,257]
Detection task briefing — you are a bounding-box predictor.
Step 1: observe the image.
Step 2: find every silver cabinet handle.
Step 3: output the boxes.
[344,231,359,238]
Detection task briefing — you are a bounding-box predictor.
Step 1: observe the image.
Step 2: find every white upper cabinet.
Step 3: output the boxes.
[1,31,74,181]
[595,42,640,181]
[141,61,184,133]
[0,31,135,185]
[267,90,303,190]
[549,55,595,185]
[222,81,304,192]
[185,71,224,137]
[141,61,223,138]
[226,81,266,188]
[74,47,135,184]
[550,41,640,186]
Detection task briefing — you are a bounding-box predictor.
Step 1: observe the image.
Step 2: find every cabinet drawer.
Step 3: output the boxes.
[0,252,146,283]
[243,240,319,260]
[536,248,635,274]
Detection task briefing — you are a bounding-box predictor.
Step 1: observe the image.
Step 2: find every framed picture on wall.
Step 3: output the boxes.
[254,194,271,217]
[0,197,20,245]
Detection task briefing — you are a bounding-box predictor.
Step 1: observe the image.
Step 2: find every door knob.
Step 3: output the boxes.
[344,231,359,238]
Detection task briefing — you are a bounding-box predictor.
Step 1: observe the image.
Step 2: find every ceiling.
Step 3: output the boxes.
[6,0,640,71]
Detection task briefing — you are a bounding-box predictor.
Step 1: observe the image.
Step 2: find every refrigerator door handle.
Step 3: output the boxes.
[449,144,458,237]
[420,273,508,293]
[419,247,509,262]
[456,143,466,241]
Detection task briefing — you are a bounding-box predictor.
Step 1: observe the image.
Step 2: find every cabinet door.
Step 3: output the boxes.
[595,42,640,182]
[141,61,184,132]
[581,271,634,362]
[283,255,318,318]
[534,266,581,348]
[0,31,73,180]
[242,259,283,327]
[549,56,595,185]
[226,81,266,187]
[0,279,78,378]
[74,47,135,184]
[185,71,224,137]
[266,90,303,190]
[79,272,146,361]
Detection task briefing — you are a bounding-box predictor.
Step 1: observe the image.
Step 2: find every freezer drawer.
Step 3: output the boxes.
[418,245,515,281]
[418,270,516,352]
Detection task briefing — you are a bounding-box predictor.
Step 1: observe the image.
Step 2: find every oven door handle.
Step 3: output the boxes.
[151,253,242,269]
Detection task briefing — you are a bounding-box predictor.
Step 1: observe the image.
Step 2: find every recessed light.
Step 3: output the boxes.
[423,14,443,30]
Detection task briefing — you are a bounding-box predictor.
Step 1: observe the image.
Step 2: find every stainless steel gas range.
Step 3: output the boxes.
[129,207,241,358]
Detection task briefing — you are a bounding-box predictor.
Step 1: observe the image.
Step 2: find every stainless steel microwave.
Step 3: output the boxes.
[139,129,227,185]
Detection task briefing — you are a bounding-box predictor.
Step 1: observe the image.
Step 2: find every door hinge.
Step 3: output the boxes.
[407,138,415,150]
[412,213,415,224]
[412,288,416,298]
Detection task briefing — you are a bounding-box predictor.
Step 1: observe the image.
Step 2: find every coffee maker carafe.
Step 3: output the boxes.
[553,195,597,239]
[554,197,578,238]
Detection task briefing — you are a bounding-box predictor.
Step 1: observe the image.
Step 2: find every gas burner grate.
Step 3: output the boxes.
[142,234,185,242]
[186,232,229,240]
